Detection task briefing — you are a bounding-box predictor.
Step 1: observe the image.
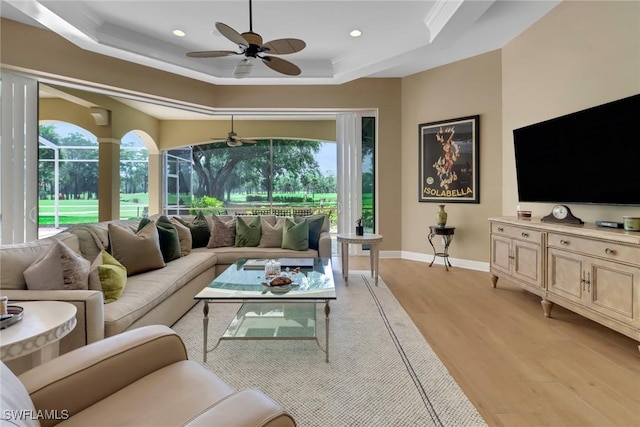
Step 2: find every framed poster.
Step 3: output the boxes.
[418,115,479,203]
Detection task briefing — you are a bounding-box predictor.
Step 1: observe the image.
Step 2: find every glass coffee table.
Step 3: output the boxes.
[195,258,336,362]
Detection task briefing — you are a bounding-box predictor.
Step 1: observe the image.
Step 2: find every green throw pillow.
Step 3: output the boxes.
[89,250,127,303]
[139,216,181,262]
[295,215,324,250]
[235,216,262,247]
[174,211,210,248]
[282,218,309,251]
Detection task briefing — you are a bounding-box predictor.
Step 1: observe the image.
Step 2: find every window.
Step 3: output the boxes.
[362,117,376,233]
[164,147,193,215]
[164,139,336,224]
[38,123,99,231]
[119,131,149,219]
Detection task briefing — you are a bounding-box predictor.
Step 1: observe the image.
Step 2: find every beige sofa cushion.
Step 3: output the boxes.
[102,252,215,336]
[170,218,192,256]
[0,232,79,290]
[202,246,319,265]
[259,217,285,248]
[23,240,90,291]
[66,220,139,262]
[108,222,165,276]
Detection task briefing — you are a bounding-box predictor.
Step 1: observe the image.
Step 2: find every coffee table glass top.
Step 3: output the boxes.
[195,257,336,300]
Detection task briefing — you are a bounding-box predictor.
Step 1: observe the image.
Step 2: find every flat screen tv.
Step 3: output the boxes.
[513,93,640,206]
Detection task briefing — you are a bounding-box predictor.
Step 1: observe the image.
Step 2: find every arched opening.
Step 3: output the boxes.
[38,122,99,234]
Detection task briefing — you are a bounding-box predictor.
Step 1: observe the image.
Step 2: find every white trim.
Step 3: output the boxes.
[375,250,490,272]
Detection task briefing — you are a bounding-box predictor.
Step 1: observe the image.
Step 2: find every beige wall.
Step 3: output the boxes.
[502,0,640,223]
[401,51,503,263]
[160,120,336,150]
[1,18,401,250]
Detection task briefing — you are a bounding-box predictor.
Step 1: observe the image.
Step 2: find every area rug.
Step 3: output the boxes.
[172,271,487,427]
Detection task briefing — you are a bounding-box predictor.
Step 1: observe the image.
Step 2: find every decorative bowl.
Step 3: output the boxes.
[0,305,24,329]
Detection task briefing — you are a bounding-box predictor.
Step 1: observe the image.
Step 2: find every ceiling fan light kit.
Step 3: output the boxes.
[233,58,254,79]
[186,0,306,78]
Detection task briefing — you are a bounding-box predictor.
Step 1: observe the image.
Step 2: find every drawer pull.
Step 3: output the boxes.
[605,248,615,255]
[497,227,504,232]
[560,239,569,246]
[521,232,529,238]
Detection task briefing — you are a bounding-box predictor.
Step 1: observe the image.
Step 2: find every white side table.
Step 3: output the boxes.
[0,301,77,366]
[336,233,383,286]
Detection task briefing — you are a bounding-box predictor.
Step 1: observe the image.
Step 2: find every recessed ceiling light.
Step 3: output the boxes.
[173,29,186,37]
[350,29,362,38]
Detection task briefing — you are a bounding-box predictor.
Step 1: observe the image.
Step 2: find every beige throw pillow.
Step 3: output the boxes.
[259,217,286,248]
[108,222,165,276]
[170,217,192,256]
[23,240,90,290]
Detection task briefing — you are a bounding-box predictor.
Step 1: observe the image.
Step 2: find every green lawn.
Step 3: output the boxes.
[38,192,339,226]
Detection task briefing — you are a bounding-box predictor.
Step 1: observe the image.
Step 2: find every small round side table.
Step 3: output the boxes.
[336,233,383,286]
[427,226,455,271]
[0,301,77,367]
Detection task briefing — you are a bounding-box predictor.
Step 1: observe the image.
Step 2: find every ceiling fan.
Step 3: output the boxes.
[210,116,257,147]
[186,0,306,78]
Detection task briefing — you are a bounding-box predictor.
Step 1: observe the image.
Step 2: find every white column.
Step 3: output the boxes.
[336,113,362,255]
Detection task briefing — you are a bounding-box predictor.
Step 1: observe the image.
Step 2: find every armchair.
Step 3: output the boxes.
[1,325,296,427]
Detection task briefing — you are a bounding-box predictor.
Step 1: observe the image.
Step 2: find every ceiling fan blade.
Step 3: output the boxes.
[262,38,306,55]
[186,50,239,58]
[261,56,301,76]
[215,22,250,48]
[237,138,257,144]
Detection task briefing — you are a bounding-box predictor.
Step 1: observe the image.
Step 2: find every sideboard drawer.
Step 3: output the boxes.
[491,223,542,243]
[548,233,640,265]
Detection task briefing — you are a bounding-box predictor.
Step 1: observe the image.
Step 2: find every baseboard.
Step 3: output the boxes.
[378,250,490,272]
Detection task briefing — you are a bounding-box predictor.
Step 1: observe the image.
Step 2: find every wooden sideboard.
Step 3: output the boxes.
[490,217,640,349]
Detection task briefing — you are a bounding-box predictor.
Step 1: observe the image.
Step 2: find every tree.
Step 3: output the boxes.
[59,132,98,199]
[120,140,148,195]
[191,139,322,202]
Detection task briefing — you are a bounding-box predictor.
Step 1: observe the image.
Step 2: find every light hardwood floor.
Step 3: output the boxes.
[343,256,640,427]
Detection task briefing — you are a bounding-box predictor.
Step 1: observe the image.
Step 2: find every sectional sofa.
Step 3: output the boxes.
[0,213,331,372]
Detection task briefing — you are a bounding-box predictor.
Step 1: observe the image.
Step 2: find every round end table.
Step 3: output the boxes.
[336,233,383,286]
[427,226,455,271]
[0,301,77,369]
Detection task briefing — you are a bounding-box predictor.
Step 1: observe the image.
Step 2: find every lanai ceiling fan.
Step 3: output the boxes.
[209,116,257,147]
[186,0,306,78]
